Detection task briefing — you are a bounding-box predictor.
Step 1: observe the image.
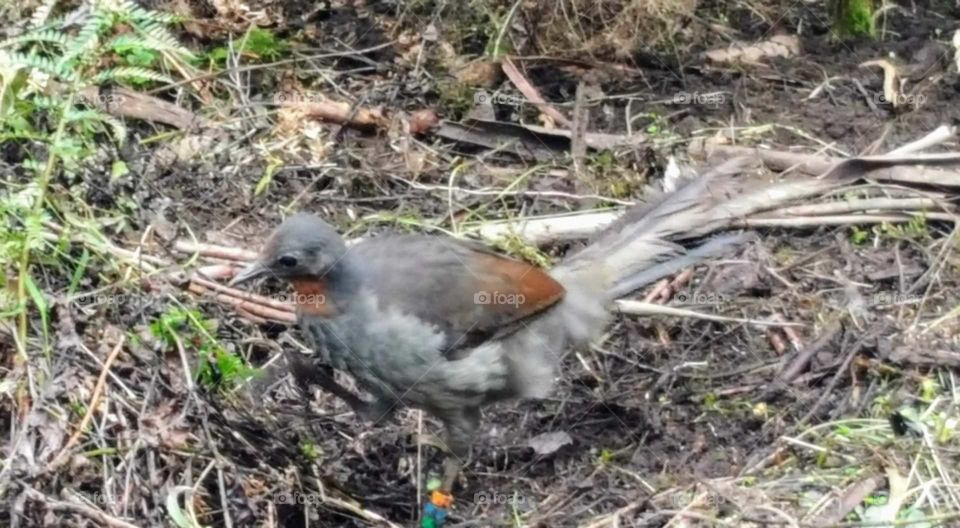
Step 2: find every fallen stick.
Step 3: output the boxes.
[780,323,842,383]
[771,197,943,216]
[195,264,241,281]
[72,84,205,130]
[171,195,950,268]
[288,97,387,130]
[767,329,787,354]
[188,282,296,323]
[236,305,270,325]
[615,300,803,327]
[738,212,956,228]
[643,279,671,303]
[694,144,960,186]
[191,276,294,313]
[470,210,620,245]
[174,240,259,262]
[502,56,573,128]
[886,124,958,155]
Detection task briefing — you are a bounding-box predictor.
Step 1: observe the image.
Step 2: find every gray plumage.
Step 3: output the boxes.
[231,154,879,470]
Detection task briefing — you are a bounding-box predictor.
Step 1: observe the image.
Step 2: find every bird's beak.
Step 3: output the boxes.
[229,260,269,286]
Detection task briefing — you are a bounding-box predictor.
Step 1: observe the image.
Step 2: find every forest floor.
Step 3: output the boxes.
[2,1,960,526]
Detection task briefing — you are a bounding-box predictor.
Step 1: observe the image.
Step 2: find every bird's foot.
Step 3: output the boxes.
[440,456,462,493]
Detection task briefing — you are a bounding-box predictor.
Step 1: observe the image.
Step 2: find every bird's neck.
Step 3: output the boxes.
[291,258,360,317]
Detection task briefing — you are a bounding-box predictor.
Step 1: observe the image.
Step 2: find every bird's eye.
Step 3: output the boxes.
[277,255,298,268]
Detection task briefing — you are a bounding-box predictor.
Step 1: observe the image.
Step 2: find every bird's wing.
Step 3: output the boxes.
[351,235,565,357]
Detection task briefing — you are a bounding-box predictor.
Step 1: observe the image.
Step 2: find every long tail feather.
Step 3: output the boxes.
[560,152,960,302]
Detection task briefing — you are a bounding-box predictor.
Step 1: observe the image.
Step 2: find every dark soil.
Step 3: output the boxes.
[5,0,960,527]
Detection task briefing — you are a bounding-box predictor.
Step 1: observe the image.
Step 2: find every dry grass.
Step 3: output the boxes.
[524,0,698,58]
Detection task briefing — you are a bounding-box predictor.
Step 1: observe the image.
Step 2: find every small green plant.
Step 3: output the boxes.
[435,80,475,120]
[492,233,553,268]
[919,377,939,402]
[597,448,615,465]
[702,392,719,411]
[150,307,258,388]
[849,225,869,245]
[831,0,877,38]
[1,0,193,361]
[588,150,616,174]
[874,214,929,241]
[207,27,288,65]
[1,0,192,156]
[299,441,322,461]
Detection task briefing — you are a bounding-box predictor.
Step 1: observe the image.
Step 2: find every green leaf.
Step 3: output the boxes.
[92,66,173,85]
[240,27,288,60]
[253,159,282,196]
[67,248,90,295]
[165,486,203,528]
[110,160,129,180]
[24,273,50,352]
[0,29,69,49]
[4,52,78,82]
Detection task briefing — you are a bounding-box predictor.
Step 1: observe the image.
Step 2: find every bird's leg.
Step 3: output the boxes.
[422,409,478,527]
[284,349,369,415]
[440,457,462,493]
[438,407,480,492]
[286,350,398,423]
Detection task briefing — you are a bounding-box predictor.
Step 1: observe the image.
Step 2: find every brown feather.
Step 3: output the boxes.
[468,253,565,318]
[291,278,335,316]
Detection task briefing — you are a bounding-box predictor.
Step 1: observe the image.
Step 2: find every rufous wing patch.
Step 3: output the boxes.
[470,253,565,319]
[290,278,335,316]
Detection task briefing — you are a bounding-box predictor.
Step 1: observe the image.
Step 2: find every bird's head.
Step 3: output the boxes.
[229,213,348,286]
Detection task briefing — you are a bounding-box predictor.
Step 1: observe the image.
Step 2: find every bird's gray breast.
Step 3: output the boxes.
[298,290,449,402]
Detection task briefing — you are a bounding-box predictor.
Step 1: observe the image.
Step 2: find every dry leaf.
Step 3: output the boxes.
[527,431,573,456]
[455,60,503,88]
[408,109,440,135]
[704,34,799,65]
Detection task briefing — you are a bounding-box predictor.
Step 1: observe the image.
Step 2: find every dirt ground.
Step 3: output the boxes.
[3,0,960,527]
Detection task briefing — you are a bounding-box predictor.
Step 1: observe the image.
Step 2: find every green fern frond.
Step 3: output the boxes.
[29,94,64,110]
[106,34,164,53]
[29,14,68,34]
[1,30,70,49]
[5,52,78,82]
[59,12,107,67]
[65,107,127,144]
[64,108,104,121]
[125,0,180,24]
[92,66,172,84]
[138,21,194,58]
[99,113,127,144]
